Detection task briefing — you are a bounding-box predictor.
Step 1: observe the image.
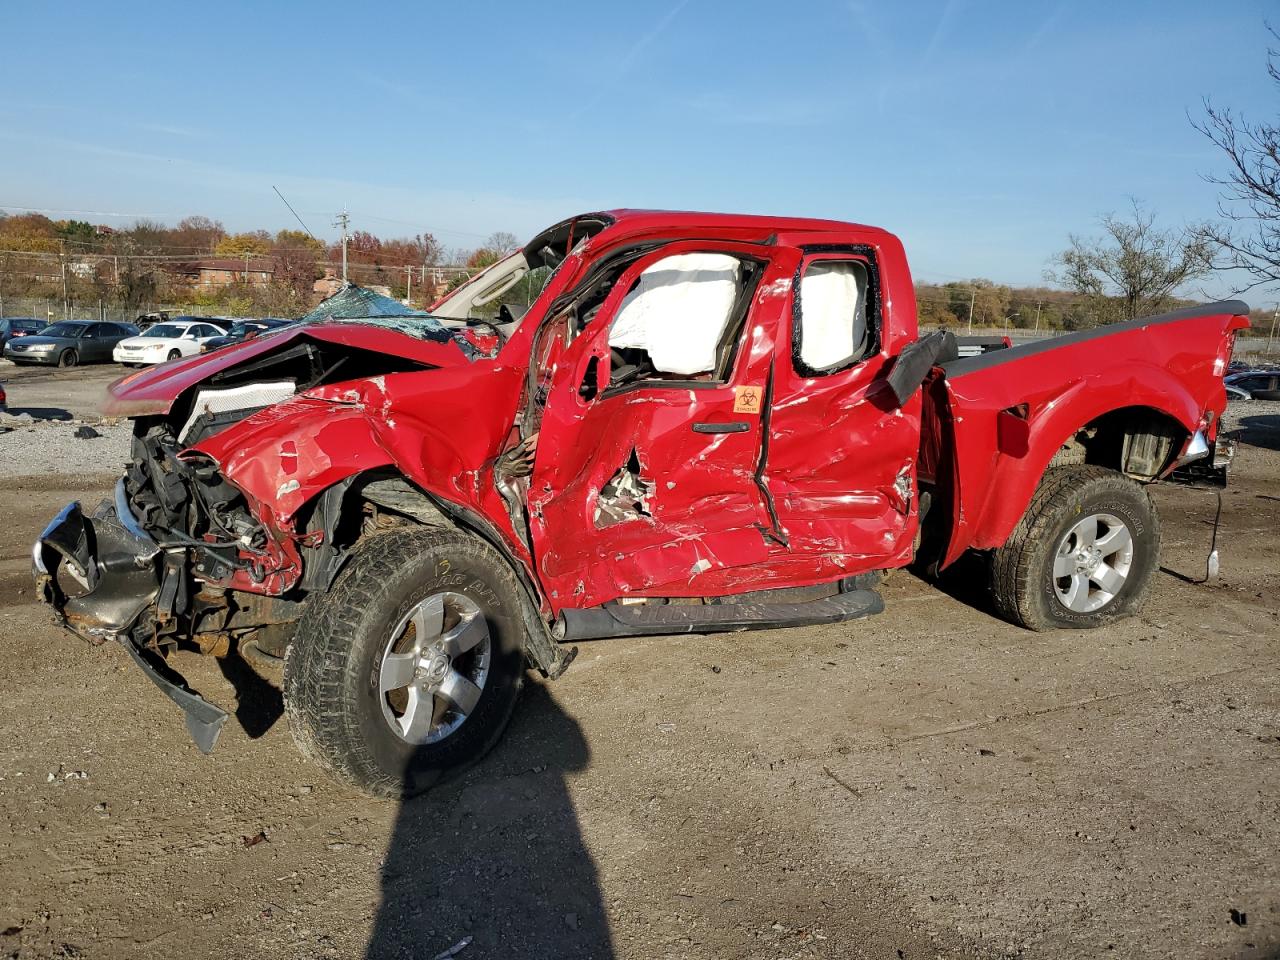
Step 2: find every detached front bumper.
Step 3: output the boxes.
[32,482,229,752]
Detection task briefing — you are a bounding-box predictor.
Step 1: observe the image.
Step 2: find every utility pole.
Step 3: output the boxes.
[1034,300,1042,333]
[967,288,976,334]
[244,251,250,284]
[333,210,350,282]
[59,239,68,319]
[1268,303,1279,357]
[405,265,413,304]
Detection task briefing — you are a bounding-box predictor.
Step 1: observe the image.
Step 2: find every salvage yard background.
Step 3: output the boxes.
[0,360,1277,959]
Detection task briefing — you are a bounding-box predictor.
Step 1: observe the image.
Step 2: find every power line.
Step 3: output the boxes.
[272,186,319,243]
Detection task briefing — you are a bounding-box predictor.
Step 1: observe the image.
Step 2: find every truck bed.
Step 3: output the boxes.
[920,301,1250,567]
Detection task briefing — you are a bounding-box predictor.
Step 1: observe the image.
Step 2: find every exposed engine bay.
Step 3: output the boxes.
[37,332,448,668]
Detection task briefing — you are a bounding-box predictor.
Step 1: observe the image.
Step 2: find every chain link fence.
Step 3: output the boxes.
[0,295,228,325]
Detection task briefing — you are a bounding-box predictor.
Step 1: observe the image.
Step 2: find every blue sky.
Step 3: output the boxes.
[0,0,1274,298]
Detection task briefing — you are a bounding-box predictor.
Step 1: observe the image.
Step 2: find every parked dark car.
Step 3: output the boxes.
[134,311,170,332]
[199,317,294,353]
[3,321,139,367]
[0,317,46,352]
[1225,370,1280,401]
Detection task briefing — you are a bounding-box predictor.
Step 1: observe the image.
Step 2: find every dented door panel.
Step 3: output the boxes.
[528,244,795,610]
[764,244,922,575]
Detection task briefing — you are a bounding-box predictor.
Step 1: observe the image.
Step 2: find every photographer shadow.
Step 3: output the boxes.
[366,681,613,959]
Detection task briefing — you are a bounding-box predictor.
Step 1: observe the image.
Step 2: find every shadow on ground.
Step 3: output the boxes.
[215,644,284,739]
[366,681,611,959]
[1,406,72,420]
[918,550,1000,618]
[1237,412,1280,451]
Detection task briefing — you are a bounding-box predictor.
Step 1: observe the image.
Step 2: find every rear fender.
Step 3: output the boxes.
[942,366,1200,566]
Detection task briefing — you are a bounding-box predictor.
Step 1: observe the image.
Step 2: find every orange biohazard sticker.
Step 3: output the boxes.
[733,385,763,415]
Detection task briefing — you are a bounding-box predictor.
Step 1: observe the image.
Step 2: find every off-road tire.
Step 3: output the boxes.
[991,465,1160,630]
[283,527,529,798]
[58,349,78,368]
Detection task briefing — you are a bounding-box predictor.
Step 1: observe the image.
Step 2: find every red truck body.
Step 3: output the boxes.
[32,210,1248,779]
[96,210,1244,613]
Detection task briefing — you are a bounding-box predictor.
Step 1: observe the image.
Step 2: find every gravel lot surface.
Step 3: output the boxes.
[0,361,130,478]
[0,419,132,478]
[0,363,1277,959]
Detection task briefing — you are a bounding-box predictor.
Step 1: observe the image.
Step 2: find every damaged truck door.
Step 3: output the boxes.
[764,244,922,575]
[528,242,788,607]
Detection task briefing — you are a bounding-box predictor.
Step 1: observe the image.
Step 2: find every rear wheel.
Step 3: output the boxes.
[991,465,1160,630]
[58,349,78,368]
[283,527,530,798]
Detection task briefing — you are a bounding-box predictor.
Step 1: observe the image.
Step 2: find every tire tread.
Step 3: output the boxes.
[283,527,527,798]
[991,465,1160,630]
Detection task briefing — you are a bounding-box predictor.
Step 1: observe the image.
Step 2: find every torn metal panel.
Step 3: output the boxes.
[102,322,470,418]
[526,241,793,610]
[593,450,655,527]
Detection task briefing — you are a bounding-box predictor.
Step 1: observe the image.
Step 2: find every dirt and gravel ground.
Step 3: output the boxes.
[1,360,1278,959]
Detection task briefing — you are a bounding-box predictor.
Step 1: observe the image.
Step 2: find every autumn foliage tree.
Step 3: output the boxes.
[214,231,272,257]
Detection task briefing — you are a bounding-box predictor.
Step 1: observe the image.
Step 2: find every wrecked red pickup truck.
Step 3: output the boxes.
[32,210,1248,797]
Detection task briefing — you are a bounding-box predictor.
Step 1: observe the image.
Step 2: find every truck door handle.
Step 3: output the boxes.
[692,421,750,434]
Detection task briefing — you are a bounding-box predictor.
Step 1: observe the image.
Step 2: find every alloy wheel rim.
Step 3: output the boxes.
[1052,512,1134,613]
[377,591,491,745]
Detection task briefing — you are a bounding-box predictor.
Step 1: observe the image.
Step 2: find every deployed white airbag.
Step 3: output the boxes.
[798,261,867,370]
[609,253,741,376]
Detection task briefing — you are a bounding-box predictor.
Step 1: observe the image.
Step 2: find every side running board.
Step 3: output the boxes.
[556,588,883,641]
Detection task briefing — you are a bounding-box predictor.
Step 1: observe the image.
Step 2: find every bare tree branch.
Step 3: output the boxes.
[1192,23,1280,287]
[1049,200,1214,323]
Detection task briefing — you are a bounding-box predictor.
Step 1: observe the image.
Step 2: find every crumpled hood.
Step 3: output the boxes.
[188,361,527,527]
[103,321,471,417]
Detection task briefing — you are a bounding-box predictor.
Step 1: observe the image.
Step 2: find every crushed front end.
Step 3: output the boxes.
[32,428,296,753]
[31,319,471,753]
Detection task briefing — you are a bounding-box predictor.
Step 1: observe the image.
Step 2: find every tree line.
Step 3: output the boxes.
[0,212,520,318]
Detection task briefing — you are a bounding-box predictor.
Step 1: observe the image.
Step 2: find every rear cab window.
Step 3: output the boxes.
[791,250,880,376]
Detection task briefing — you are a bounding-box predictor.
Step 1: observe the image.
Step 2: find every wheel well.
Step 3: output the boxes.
[1049,406,1188,481]
[291,469,567,674]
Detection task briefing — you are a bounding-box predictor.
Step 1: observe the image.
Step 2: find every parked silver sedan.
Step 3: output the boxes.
[3,321,140,367]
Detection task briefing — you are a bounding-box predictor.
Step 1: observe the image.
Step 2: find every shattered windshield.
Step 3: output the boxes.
[324,314,481,359]
[329,315,452,342]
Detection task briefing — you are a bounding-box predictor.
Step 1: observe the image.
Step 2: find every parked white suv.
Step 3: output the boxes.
[113,321,225,366]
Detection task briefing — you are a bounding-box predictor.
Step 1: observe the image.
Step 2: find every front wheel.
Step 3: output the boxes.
[991,465,1160,630]
[283,527,530,798]
[58,349,78,368]
[166,349,181,362]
